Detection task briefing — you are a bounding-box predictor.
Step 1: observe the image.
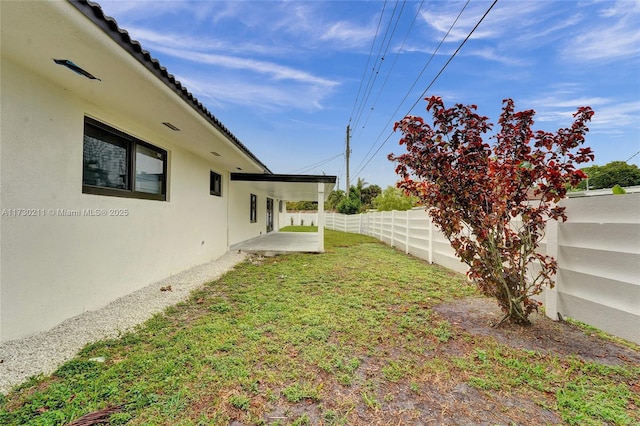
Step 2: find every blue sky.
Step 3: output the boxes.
[99,0,640,190]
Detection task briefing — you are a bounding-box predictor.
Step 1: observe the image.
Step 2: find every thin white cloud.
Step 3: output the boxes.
[153,46,339,89]
[400,43,525,67]
[110,25,341,107]
[412,1,554,67]
[97,1,352,114]
[125,27,223,52]
[466,47,529,66]
[320,20,377,48]
[533,96,612,110]
[588,101,640,128]
[518,12,584,42]
[124,27,292,57]
[102,1,377,52]
[261,2,378,51]
[527,95,640,135]
[419,6,495,43]
[98,0,196,20]
[264,3,318,36]
[562,1,640,62]
[206,1,244,25]
[419,1,547,43]
[599,0,640,18]
[182,76,332,112]
[528,95,607,123]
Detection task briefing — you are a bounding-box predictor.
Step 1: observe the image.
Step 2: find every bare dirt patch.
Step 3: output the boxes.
[433,297,640,366]
[248,297,639,425]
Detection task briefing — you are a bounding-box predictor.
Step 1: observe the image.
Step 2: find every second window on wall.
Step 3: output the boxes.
[250,194,257,223]
[210,171,222,196]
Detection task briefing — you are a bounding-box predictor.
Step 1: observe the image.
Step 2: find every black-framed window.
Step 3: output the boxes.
[210,171,222,196]
[82,117,167,201]
[250,194,257,223]
[279,200,283,213]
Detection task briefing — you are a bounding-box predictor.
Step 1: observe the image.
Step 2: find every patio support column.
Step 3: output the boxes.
[317,182,325,252]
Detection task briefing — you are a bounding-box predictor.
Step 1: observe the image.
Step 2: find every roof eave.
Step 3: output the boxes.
[230,173,337,184]
[69,0,272,174]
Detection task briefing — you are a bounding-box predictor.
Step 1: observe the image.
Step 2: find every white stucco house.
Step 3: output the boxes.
[0,0,335,342]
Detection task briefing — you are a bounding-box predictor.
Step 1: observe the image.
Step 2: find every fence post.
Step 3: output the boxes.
[427,211,433,264]
[373,212,377,238]
[406,210,410,254]
[545,220,559,321]
[391,210,395,247]
[365,212,370,235]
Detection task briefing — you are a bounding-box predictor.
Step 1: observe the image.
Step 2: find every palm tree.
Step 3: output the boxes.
[355,177,368,195]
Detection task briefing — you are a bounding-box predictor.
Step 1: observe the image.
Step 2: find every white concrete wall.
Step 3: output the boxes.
[326,195,640,343]
[228,186,270,245]
[0,59,244,341]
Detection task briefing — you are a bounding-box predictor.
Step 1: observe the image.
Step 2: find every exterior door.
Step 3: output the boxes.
[266,198,274,233]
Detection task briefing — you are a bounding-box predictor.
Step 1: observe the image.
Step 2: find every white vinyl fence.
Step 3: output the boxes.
[282,211,319,227]
[323,194,640,344]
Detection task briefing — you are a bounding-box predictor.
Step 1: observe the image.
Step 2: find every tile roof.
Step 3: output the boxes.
[69,0,272,174]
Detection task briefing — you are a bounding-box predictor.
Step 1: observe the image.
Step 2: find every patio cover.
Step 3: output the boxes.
[230,173,336,201]
[230,173,337,252]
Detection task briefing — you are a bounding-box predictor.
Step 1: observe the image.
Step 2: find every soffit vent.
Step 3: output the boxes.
[162,122,180,131]
[53,59,101,80]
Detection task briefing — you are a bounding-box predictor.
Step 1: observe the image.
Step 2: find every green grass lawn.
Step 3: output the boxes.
[1,230,638,425]
[279,226,318,232]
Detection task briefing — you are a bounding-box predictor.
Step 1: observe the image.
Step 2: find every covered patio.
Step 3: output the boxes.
[230,173,336,253]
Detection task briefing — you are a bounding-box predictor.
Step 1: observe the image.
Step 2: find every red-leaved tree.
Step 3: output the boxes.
[389,96,594,325]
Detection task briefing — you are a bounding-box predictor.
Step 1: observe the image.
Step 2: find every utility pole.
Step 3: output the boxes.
[346,125,351,195]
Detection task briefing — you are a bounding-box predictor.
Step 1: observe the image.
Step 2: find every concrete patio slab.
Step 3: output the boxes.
[231,232,320,254]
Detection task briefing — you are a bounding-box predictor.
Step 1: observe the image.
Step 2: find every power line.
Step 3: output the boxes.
[626,150,640,162]
[348,1,388,124]
[353,0,424,140]
[351,1,406,132]
[351,1,398,129]
[353,0,471,176]
[353,0,499,180]
[289,152,344,174]
[409,0,499,112]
